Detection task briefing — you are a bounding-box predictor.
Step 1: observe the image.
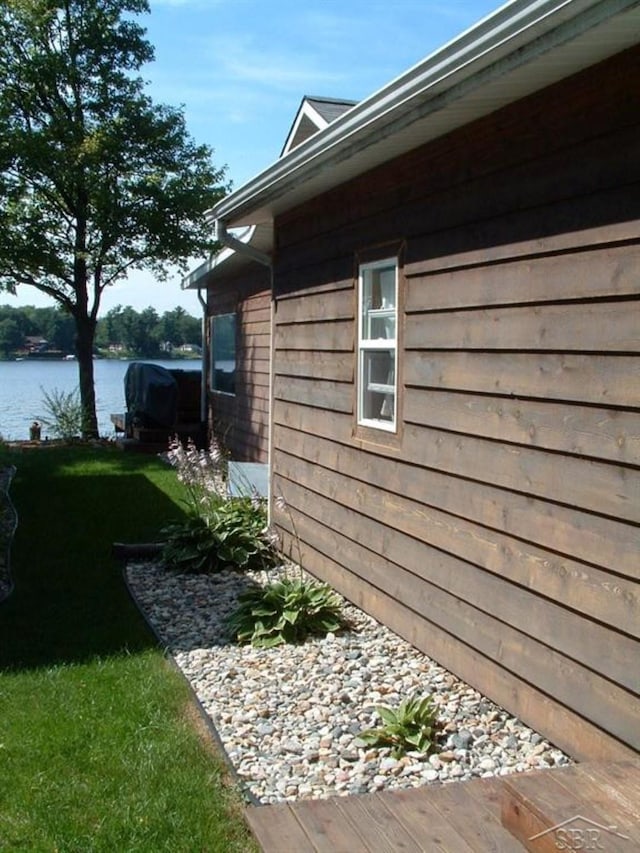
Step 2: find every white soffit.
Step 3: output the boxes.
[212,0,640,228]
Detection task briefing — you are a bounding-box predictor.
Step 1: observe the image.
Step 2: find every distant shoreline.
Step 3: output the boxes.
[4,351,201,362]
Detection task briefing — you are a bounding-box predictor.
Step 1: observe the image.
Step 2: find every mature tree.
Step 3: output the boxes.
[95,303,156,355]
[38,306,76,351]
[0,0,225,436]
[0,304,36,338]
[158,305,199,347]
[116,304,160,356]
[0,316,23,357]
[95,303,200,353]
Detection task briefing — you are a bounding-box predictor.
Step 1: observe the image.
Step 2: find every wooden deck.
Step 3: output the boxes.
[245,761,640,852]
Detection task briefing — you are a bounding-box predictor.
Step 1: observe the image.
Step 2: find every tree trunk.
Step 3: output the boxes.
[72,203,100,440]
[75,314,99,439]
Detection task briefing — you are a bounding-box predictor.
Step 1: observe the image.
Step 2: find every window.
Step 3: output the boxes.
[358,259,397,430]
[210,312,236,395]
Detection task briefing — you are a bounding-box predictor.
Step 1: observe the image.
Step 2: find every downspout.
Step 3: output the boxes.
[212,219,272,268]
[213,219,276,518]
[197,286,208,436]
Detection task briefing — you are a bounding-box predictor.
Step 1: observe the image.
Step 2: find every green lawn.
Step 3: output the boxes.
[0,444,257,852]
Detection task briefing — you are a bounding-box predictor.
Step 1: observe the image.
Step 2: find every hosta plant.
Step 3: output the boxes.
[227,575,348,647]
[165,434,226,516]
[160,515,217,574]
[160,499,279,574]
[161,436,279,573]
[358,694,439,758]
[210,496,277,571]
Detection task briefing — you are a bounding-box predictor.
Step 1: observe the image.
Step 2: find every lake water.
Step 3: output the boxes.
[0,358,202,441]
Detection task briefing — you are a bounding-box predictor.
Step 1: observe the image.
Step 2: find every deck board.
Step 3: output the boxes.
[380,786,478,852]
[246,762,640,852]
[244,802,314,852]
[502,762,640,852]
[279,796,370,852]
[426,778,523,852]
[333,792,423,852]
[579,761,640,819]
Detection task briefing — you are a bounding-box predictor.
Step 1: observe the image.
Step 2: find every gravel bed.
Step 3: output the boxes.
[126,561,572,804]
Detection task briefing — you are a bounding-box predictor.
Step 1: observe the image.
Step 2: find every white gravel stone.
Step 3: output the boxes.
[126,561,572,804]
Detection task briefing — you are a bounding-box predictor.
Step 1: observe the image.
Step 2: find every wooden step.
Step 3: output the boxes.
[501,762,640,852]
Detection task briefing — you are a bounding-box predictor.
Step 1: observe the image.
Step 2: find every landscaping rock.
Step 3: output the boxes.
[127,561,572,804]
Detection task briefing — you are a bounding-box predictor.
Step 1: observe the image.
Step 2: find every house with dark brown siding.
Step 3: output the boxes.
[185,0,640,760]
[183,98,355,463]
[183,226,273,462]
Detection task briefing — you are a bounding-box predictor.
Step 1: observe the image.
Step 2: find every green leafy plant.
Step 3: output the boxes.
[39,386,85,440]
[358,695,439,758]
[227,575,348,647]
[209,496,277,570]
[160,499,279,574]
[160,515,218,574]
[161,436,279,573]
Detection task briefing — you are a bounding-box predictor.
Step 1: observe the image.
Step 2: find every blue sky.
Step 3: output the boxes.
[11,0,500,317]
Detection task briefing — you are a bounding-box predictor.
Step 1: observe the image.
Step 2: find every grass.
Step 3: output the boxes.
[0,443,258,852]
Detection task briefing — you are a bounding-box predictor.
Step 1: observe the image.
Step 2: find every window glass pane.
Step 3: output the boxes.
[360,350,395,423]
[211,313,236,394]
[378,267,396,310]
[361,265,396,341]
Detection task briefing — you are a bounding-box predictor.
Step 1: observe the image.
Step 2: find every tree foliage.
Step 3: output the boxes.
[0,303,77,354]
[0,0,225,435]
[0,302,201,358]
[95,304,200,356]
[0,316,24,357]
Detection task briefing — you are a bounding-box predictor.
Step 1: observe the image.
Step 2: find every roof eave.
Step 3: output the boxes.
[209,0,640,229]
[182,224,274,289]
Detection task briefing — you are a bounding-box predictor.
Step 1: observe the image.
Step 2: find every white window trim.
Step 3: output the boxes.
[357,258,398,431]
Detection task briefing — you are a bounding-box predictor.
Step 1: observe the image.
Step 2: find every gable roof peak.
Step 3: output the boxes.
[281,95,357,156]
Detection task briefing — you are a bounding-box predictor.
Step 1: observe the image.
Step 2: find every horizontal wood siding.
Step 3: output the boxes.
[207,264,271,462]
[270,46,640,760]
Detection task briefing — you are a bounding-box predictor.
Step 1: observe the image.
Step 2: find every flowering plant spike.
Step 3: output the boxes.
[161,435,280,574]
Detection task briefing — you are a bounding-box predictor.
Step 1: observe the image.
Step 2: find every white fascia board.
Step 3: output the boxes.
[210,0,640,228]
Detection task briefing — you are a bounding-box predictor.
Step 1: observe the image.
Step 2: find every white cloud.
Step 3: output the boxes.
[201,33,345,92]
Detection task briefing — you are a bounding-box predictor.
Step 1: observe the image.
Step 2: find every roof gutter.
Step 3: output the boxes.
[209,0,640,227]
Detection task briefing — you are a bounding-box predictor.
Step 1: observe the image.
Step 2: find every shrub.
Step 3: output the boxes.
[358,695,439,758]
[160,515,218,574]
[227,573,348,647]
[209,496,277,570]
[38,386,84,440]
[160,436,279,573]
